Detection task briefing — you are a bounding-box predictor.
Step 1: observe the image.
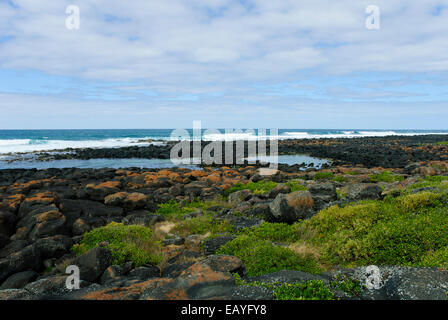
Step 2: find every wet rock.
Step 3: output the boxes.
[268,191,314,222]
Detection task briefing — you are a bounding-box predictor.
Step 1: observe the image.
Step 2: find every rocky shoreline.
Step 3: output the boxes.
[0,135,448,300]
[13,135,448,169]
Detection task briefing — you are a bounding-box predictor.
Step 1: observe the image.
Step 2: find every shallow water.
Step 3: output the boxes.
[0,154,329,170]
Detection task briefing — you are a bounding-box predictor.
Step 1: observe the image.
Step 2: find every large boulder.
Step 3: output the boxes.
[328,266,448,300]
[308,183,337,202]
[268,191,314,222]
[0,271,39,289]
[228,190,252,204]
[0,244,42,283]
[70,247,112,282]
[27,210,67,241]
[67,255,241,300]
[345,183,383,201]
[308,183,337,210]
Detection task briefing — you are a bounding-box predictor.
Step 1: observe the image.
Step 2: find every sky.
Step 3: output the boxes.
[0,0,447,129]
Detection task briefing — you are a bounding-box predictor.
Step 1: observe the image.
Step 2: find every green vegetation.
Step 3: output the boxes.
[217,234,321,276]
[233,274,333,300]
[240,222,300,243]
[435,141,448,145]
[330,274,363,297]
[295,191,448,268]
[72,222,163,267]
[225,179,306,195]
[420,247,448,269]
[225,180,278,195]
[172,214,233,237]
[273,280,334,300]
[284,180,307,192]
[369,171,404,183]
[314,172,334,180]
[233,273,362,300]
[332,176,348,182]
[408,175,448,191]
[155,198,229,220]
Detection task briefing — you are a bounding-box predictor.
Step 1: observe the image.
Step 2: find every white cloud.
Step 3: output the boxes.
[0,0,447,81]
[0,0,447,129]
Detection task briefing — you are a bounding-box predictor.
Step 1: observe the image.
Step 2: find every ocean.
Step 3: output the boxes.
[1,129,447,154]
[0,129,446,170]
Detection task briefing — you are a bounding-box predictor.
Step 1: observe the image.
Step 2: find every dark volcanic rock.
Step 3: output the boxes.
[0,244,42,283]
[231,285,274,300]
[203,235,236,255]
[0,211,17,238]
[268,191,314,222]
[328,266,448,300]
[128,266,160,280]
[70,247,112,282]
[0,271,39,289]
[266,184,291,199]
[346,183,383,201]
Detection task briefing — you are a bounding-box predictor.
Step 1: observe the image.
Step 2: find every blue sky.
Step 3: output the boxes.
[0,0,447,129]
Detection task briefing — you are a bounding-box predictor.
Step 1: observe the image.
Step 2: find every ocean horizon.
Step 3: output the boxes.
[1,129,448,155]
